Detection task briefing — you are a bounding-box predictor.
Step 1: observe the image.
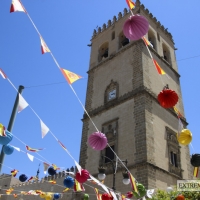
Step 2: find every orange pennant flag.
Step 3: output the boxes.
[13,194,18,198]
[173,106,183,118]
[126,0,135,9]
[6,188,14,194]
[142,37,153,47]
[94,188,102,200]
[40,37,50,54]
[10,0,26,13]
[49,180,56,184]
[153,59,166,75]
[60,68,82,84]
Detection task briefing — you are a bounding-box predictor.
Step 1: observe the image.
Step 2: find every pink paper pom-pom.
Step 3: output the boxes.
[88,132,107,151]
[123,15,149,41]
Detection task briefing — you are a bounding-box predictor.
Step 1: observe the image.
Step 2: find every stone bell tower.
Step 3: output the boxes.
[79,0,192,194]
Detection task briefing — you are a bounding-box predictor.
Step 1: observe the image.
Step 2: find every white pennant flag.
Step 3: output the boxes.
[74,160,82,175]
[110,190,117,200]
[18,94,29,113]
[146,189,154,198]
[40,120,49,138]
[12,146,20,151]
[10,0,26,13]
[43,162,50,174]
[27,153,34,161]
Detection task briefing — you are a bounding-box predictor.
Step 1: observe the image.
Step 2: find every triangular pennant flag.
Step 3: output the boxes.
[94,188,102,200]
[26,145,43,152]
[40,37,50,54]
[6,188,14,194]
[43,162,50,174]
[12,146,20,151]
[153,59,166,75]
[40,120,49,138]
[110,190,117,200]
[63,188,70,193]
[142,37,153,48]
[48,180,56,184]
[0,68,7,79]
[60,68,82,84]
[74,179,85,192]
[74,160,82,175]
[128,172,138,194]
[18,94,28,113]
[173,106,183,118]
[11,169,18,177]
[10,0,26,13]
[126,0,135,10]
[146,189,154,198]
[13,194,18,198]
[27,153,34,161]
[194,167,199,177]
[52,164,60,170]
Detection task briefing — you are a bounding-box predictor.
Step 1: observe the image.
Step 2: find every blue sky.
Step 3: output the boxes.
[0,0,199,182]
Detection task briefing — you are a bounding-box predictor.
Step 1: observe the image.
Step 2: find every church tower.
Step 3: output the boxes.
[79,0,192,193]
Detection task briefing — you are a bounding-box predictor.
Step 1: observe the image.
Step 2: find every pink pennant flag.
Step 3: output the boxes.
[0,69,7,79]
[40,120,49,138]
[10,0,26,13]
[18,94,28,113]
[43,162,50,174]
[27,153,34,162]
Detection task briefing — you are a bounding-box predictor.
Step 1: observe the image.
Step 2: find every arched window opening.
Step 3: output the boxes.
[162,44,171,63]
[148,29,156,50]
[98,42,109,62]
[111,31,115,40]
[119,32,129,49]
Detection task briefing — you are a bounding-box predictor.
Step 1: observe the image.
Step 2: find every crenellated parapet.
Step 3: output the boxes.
[92,0,173,41]
[10,170,70,188]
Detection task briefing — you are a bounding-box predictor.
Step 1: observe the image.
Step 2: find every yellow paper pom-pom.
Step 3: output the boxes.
[40,193,46,198]
[177,129,192,145]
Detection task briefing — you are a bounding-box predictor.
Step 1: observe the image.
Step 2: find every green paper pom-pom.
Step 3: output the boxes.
[133,183,146,198]
[84,194,89,200]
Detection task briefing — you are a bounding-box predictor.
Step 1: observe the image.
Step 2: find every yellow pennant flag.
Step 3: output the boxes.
[194,167,199,177]
[60,68,82,84]
[63,188,70,193]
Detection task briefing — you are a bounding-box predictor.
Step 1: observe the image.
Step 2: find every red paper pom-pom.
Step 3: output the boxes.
[126,191,133,198]
[157,88,178,108]
[176,194,185,200]
[123,15,149,41]
[75,169,89,183]
[102,193,113,200]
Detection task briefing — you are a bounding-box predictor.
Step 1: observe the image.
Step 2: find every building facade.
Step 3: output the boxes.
[79,0,192,195]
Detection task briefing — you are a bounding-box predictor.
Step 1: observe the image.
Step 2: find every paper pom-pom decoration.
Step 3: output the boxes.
[63,176,74,188]
[191,154,200,167]
[19,174,28,182]
[45,194,52,200]
[54,193,60,199]
[40,193,46,198]
[88,132,107,151]
[102,193,113,200]
[48,166,56,176]
[0,130,13,145]
[157,89,178,108]
[75,169,89,183]
[177,129,192,145]
[123,15,149,41]
[133,183,146,198]
[3,144,14,155]
[84,194,89,200]
[126,192,133,198]
[176,195,185,200]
